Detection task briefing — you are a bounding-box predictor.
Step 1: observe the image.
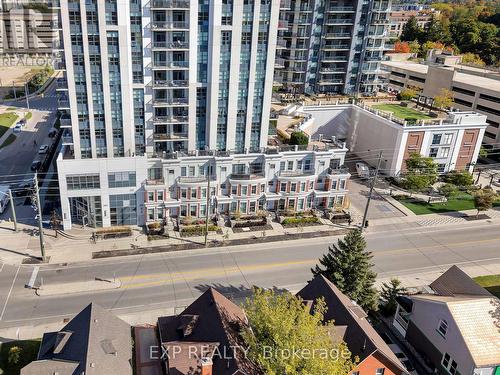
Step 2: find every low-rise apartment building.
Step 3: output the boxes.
[388,10,437,38]
[393,266,500,375]
[57,142,350,230]
[299,103,487,176]
[382,60,500,144]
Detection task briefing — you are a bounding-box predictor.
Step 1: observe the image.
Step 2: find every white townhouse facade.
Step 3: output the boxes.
[57,143,350,229]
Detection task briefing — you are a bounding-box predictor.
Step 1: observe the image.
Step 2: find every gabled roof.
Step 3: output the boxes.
[21,303,132,375]
[430,265,493,297]
[297,275,407,374]
[158,288,261,375]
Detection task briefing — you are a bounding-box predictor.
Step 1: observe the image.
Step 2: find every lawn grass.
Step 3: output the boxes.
[0,339,41,375]
[473,274,500,298]
[0,112,18,137]
[372,103,433,121]
[0,134,16,149]
[6,107,17,111]
[25,112,32,120]
[395,193,500,215]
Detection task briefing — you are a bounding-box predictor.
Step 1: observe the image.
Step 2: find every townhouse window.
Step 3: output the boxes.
[438,319,448,337]
[249,201,256,212]
[291,183,297,192]
[157,191,164,201]
[232,186,238,195]
[202,188,207,198]
[304,160,311,170]
[432,134,442,145]
[442,353,458,374]
[439,147,450,158]
[181,205,187,216]
[230,202,237,212]
[278,199,285,210]
[181,189,187,198]
[442,133,453,144]
[240,201,247,213]
[297,160,303,170]
[340,180,346,189]
[298,199,304,210]
[251,185,257,194]
[280,183,287,192]
[375,369,385,375]
[260,184,265,192]
[332,180,338,190]
[190,205,197,216]
[309,181,314,189]
[300,182,306,192]
[200,204,206,217]
[191,189,197,199]
[242,186,248,196]
[429,147,439,157]
[189,166,195,176]
[147,208,154,220]
[181,167,187,177]
[287,161,293,170]
[157,209,164,220]
[280,161,285,171]
[148,192,154,202]
[288,199,295,209]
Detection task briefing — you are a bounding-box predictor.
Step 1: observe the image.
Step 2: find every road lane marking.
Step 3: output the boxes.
[27,266,39,289]
[0,262,4,273]
[0,265,20,321]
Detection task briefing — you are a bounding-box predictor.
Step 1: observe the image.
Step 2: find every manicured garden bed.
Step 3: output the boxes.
[473,274,500,298]
[281,216,320,227]
[0,339,41,375]
[372,103,433,121]
[180,224,221,237]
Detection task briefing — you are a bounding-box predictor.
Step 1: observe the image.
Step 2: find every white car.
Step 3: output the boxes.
[13,123,22,133]
[38,144,49,154]
[355,162,371,179]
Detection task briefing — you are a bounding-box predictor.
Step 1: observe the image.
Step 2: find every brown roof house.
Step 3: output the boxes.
[393,265,500,375]
[21,303,133,375]
[157,288,262,375]
[297,275,408,375]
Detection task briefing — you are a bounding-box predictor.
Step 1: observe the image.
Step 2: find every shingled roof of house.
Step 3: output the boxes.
[21,303,132,375]
[158,288,262,375]
[297,275,407,374]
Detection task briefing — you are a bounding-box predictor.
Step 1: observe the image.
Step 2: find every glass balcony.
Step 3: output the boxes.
[152,60,189,69]
[152,40,189,49]
[151,21,189,30]
[151,0,190,8]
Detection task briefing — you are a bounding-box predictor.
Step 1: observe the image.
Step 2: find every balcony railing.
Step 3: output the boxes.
[229,172,265,180]
[279,170,316,177]
[153,97,188,106]
[328,167,350,175]
[59,115,72,127]
[152,41,189,49]
[275,58,285,68]
[324,32,351,38]
[151,21,189,29]
[326,6,355,12]
[324,18,354,24]
[153,133,189,140]
[151,0,190,8]
[152,60,189,68]
[278,20,289,29]
[323,44,350,50]
[153,115,189,123]
[153,79,189,87]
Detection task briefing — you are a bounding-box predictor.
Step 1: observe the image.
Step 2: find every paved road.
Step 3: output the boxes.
[1,222,499,329]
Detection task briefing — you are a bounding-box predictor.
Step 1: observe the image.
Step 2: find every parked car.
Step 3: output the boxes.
[38,145,49,154]
[356,162,371,179]
[13,123,22,133]
[30,160,42,171]
[48,128,58,138]
[388,344,417,375]
[18,119,26,126]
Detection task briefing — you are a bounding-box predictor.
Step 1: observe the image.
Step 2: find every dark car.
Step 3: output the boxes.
[15,179,34,196]
[48,128,58,138]
[30,160,42,171]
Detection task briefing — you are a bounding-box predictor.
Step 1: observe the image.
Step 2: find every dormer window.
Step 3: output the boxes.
[438,319,448,337]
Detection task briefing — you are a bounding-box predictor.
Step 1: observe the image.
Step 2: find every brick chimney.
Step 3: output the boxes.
[200,357,213,375]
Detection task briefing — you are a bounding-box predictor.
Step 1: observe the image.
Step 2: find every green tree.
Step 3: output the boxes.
[289,131,309,146]
[379,278,407,316]
[443,170,474,188]
[461,52,486,66]
[312,230,378,312]
[8,346,22,365]
[402,153,439,194]
[433,88,454,109]
[242,288,355,375]
[409,40,421,54]
[400,16,424,42]
[479,146,489,158]
[473,187,497,216]
[426,15,451,44]
[398,88,417,101]
[438,183,458,198]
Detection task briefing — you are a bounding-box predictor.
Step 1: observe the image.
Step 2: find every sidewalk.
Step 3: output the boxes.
[1,203,500,266]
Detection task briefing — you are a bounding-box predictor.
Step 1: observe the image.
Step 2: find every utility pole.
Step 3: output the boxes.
[24,81,30,111]
[204,168,211,246]
[8,189,18,232]
[34,173,46,261]
[361,151,383,232]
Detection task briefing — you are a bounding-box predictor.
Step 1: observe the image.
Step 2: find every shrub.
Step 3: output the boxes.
[8,346,22,365]
[281,216,319,226]
[443,170,474,188]
[438,183,458,198]
[180,225,218,236]
[289,131,309,146]
[397,88,417,101]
